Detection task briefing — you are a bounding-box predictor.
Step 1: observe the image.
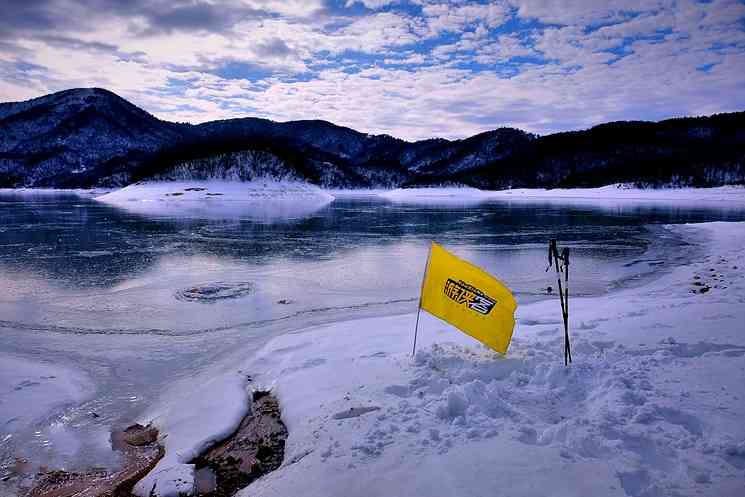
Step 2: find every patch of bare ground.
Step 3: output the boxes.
[26,424,163,497]
[23,391,286,497]
[191,391,287,497]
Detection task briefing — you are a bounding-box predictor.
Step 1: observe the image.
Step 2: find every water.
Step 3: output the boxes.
[1,191,745,475]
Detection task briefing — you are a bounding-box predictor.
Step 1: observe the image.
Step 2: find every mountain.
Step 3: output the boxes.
[0,88,189,187]
[456,114,745,189]
[1,88,743,189]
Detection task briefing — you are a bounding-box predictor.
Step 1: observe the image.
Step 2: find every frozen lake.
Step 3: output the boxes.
[2,191,745,476]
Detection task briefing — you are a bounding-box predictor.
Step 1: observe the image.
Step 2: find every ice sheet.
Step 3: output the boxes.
[0,353,95,469]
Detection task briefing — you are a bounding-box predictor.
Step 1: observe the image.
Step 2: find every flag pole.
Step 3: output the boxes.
[412,244,432,357]
[412,306,422,357]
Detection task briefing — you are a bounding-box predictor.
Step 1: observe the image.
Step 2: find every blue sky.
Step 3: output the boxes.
[1,0,744,140]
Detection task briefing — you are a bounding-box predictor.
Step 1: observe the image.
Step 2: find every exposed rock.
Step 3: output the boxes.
[27,425,163,497]
[113,424,158,448]
[191,391,287,497]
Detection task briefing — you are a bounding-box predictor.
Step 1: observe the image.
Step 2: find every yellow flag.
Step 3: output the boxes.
[419,242,518,354]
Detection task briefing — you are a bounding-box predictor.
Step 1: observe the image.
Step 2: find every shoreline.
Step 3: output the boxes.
[2,183,745,203]
[238,221,745,497]
[123,220,745,496]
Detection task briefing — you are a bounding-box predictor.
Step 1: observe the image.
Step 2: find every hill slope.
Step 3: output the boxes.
[1,88,743,189]
[0,88,189,187]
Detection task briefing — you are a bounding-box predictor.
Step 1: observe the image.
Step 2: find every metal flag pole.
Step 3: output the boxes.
[412,244,433,357]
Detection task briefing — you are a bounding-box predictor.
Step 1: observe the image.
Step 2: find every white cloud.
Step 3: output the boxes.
[345,0,400,9]
[508,0,672,26]
[423,2,513,34]
[239,0,325,17]
[329,12,427,51]
[0,0,744,141]
[433,32,536,64]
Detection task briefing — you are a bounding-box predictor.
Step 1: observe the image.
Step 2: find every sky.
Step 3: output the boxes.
[1,0,744,141]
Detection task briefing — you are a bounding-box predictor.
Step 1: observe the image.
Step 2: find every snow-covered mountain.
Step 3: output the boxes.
[0,88,188,187]
[1,88,743,188]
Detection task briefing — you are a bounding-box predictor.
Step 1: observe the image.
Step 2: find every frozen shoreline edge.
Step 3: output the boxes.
[375,184,745,204]
[2,183,744,204]
[129,219,745,497]
[236,220,745,497]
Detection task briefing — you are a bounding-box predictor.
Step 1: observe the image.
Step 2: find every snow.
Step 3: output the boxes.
[333,184,745,206]
[379,186,494,204]
[111,219,745,497]
[226,221,743,497]
[96,180,334,203]
[131,369,250,497]
[0,354,94,446]
[325,189,389,198]
[490,184,745,203]
[94,180,335,221]
[0,188,112,197]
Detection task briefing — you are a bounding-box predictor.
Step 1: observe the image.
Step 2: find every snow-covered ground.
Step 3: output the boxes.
[6,183,744,206]
[132,367,249,497]
[374,184,745,205]
[242,221,745,497]
[326,184,745,209]
[96,180,334,202]
[94,180,335,220]
[131,221,745,497]
[379,186,494,204]
[0,188,112,197]
[490,184,745,203]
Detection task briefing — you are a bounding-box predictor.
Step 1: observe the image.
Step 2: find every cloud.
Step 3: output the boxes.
[345,0,400,9]
[422,2,513,34]
[139,2,255,35]
[508,0,671,26]
[253,38,295,58]
[0,0,744,140]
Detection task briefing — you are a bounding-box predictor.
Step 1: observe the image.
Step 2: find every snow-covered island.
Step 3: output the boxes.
[94,180,335,221]
[125,220,745,497]
[378,184,745,205]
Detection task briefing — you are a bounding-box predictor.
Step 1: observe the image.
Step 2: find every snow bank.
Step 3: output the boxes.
[379,187,493,205]
[233,221,745,497]
[490,184,745,203]
[95,180,335,221]
[0,188,112,197]
[325,189,390,199]
[132,369,249,497]
[374,184,745,206]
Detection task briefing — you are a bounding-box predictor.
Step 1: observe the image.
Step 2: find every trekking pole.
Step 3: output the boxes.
[547,240,571,365]
[562,247,572,365]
